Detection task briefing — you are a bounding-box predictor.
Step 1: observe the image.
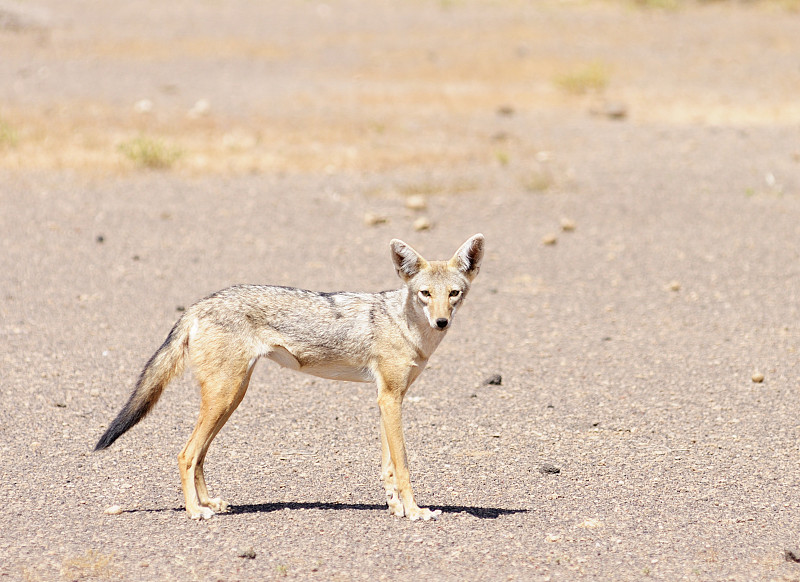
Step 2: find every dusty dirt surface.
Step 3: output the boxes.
[2,1,800,580]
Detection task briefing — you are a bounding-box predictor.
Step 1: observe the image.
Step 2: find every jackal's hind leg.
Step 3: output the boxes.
[194,454,229,513]
[179,409,219,520]
[179,357,255,519]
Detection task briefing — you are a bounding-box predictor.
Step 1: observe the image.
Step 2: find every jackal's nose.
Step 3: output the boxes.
[435,318,449,329]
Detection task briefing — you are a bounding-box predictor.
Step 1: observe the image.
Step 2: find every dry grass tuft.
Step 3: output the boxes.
[118,135,182,169]
[0,118,18,148]
[554,62,610,95]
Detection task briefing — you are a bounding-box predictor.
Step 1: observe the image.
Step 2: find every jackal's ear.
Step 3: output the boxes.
[390,239,428,281]
[450,233,484,280]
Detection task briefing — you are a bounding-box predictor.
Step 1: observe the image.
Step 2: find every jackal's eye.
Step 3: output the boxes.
[449,289,461,298]
[419,289,431,297]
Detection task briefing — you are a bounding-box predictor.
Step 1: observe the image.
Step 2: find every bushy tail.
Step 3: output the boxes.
[94,317,191,451]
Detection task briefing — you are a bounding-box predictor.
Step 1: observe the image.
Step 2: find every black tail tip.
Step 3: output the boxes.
[93,431,116,451]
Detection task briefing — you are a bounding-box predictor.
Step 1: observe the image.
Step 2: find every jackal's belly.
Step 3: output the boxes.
[265,346,373,383]
[299,362,374,382]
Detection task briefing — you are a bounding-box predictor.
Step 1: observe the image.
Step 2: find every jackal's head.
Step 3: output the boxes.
[390,234,484,331]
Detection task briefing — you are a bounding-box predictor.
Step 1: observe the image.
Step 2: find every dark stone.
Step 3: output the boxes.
[484,374,502,386]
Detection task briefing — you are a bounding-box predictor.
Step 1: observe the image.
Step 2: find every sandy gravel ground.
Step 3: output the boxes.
[1,1,800,580]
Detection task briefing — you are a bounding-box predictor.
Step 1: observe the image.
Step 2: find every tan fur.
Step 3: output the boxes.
[95,234,484,521]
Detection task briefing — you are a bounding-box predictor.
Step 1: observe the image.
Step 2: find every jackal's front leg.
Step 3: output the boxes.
[376,375,441,521]
[379,416,403,516]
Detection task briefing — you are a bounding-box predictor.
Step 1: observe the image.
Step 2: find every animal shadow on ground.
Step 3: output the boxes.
[230,502,527,519]
[128,502,526,519]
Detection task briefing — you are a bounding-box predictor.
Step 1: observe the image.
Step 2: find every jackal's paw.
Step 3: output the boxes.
[188,506,215,520]
[387,499,442,521]
[206,497,229,513]
[385,489,405,517]
[387,500,405,517]
[407,507,442,522]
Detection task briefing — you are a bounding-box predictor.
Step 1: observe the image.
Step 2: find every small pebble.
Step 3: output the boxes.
[364,212,388,226]
[560,218,576,232]
[539,463,561,475]
[785,549,800,563]
[668,280,681,292]
[405,195,427,211]
[104,505,123,515]
[484,374,502,386]
[188,98,211,118]
[134,99,153,114]
[413,217,431,231]
[237,547,256,559]
[591,102,627,120]
[603,102,628,120]
[752,373,765,383]
[542,234,557,246]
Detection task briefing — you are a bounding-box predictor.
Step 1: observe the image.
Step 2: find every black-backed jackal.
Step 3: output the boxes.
[95,234,484,521]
